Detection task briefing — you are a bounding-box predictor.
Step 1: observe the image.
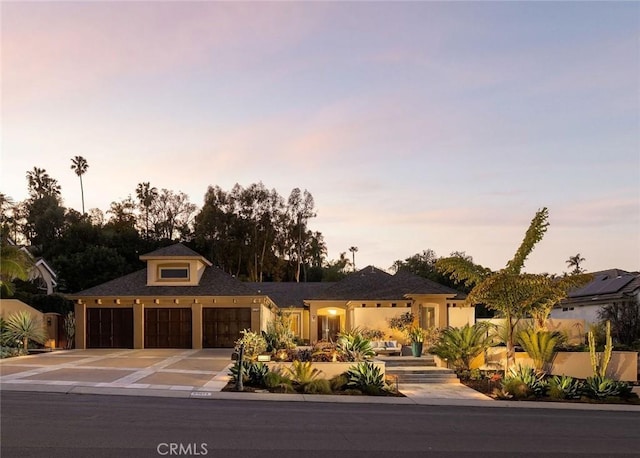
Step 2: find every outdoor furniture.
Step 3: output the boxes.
[371,340,402,356]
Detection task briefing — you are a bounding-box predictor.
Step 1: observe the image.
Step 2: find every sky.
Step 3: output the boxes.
[1,1,639,275]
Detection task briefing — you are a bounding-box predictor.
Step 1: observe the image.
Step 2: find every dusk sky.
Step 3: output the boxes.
[2,2,639,275]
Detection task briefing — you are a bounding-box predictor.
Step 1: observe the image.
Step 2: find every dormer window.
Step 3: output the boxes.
[158,264,190,282]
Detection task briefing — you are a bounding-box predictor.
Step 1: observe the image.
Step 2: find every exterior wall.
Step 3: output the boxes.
[477,348,637,382]
[478,318,586,345]
[549,305,600,326]
[266,361,385,379]
[352,307,413,343]
[307,301,349,343]
[448,307,475,328]
[73,296,268,349]
[145,259,207,286]
[0,300,57,348]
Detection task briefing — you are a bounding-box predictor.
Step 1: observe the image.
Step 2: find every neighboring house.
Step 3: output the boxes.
[5,238,58,294]
[549,269,640,325]
[69,243,470,350]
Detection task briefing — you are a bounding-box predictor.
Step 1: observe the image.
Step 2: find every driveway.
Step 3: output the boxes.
[0,349,233,392]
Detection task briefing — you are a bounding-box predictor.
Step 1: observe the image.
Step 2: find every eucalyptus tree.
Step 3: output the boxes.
[70,156,89,214]
[436,208,590,369]
[150,189,197,241]
[135,182,158,239]
[286,188,316,282]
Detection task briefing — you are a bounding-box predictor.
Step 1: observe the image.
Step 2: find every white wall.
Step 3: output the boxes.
[549,305,600,326]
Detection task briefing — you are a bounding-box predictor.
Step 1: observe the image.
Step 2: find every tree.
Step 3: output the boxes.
[598,299,640,347]
[437,208,589,369]
[70,156,89,214]
[429,322,494,372]
[286,188,316,282]
[566,253,586,274]
[0,245,34,295]
[349,246,358,272]
[136,182,158,239]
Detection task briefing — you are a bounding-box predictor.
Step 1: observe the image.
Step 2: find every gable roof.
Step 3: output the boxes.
[313,266,464,301]
[71,266,256,297]
[139,243,210,262]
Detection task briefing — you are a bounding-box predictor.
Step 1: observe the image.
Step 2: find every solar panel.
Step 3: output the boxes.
[570,275,634,298]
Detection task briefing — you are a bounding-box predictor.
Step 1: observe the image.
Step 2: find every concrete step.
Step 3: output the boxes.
[387,373,460,384]
[378,356,436,367]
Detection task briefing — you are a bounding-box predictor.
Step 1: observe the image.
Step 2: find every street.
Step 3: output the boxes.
[1,392,639,457]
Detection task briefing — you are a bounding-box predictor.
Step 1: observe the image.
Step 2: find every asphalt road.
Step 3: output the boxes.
[1,392,639,458]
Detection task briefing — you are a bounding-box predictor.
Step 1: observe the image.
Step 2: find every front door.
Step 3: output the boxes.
[317,315,340,341]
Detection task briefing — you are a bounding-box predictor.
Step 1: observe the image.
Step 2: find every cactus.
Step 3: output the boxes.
[588,320,613,377]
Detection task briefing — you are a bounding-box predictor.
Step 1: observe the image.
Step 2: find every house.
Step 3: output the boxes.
[69,243,471,349]
[549,269,640,325]
[5,238,58,294]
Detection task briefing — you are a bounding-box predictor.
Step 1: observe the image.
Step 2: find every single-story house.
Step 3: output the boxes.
[549,269,640,325]
[69,243,471,349]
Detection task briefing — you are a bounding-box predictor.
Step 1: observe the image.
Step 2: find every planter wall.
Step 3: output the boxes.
[266,361,386,379]
[475,348,638,382]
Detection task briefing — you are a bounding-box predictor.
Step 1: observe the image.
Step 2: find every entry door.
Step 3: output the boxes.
[203,308,251,348]
[317,316,340,341]
[87,308,133,348]
[145,308,192,348]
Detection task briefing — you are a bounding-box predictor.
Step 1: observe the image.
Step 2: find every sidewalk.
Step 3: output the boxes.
[1,349,638,412]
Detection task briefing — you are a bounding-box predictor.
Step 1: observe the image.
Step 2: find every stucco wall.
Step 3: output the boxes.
[448,307,475,328]
[478,318,586,345]
[266,361,385,379]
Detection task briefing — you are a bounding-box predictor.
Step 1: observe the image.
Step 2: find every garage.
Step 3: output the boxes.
[203,308,251,348]
[86,308,133,348]
[145,308,192,348]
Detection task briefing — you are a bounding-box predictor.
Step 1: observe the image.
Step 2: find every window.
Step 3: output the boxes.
[159,267,189,280]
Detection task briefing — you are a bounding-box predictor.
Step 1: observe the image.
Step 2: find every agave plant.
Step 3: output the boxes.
[503,365,548,398]
[336,332,375,362]
[517,329,565,374]
[229,361,270,386]
[429,322,494,372]
[582,375,631,400]
[345,362,385,394]
[548,375,583,400]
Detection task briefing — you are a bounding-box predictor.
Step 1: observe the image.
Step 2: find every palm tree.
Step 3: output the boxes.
[349,246,358,271]
[566,253,586,274]
[0,245,33,295]
[70,156,89,214]
[5,311,47,351]
[430,323,494,372]
[26,167,61,199]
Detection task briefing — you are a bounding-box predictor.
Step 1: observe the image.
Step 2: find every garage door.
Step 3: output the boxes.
[145,308,192,348]
[203,308,251,348]
[87,308,133,348]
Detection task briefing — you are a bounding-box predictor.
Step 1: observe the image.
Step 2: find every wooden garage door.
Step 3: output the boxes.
[203,308,251,348]
[145,308,192,348]
[87,308,133,348]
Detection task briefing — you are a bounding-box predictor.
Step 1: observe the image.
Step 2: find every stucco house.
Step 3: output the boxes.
[549,269,640,325]
[69,243,471,350]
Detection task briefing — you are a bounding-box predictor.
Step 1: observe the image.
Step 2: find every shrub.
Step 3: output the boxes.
[429,323,494,372]
[330,374,349,391]
[303,379,332,394]
[234,329,267,361]
[285,361,323,386]
[346,362,385,395]
[311,341,341,362]
[4,311,47,351]
[548,375,582,400]
[263,311,297,352]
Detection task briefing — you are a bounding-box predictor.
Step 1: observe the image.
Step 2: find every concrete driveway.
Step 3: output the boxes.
[0,349,233,392]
